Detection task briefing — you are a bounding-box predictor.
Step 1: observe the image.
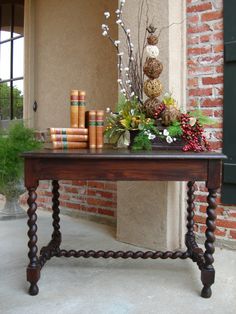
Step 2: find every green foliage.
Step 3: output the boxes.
[131,131,152,150]
[189,109,215,126]
[167,120,183,137]
[0,82,23,119]
[0,122,42,197]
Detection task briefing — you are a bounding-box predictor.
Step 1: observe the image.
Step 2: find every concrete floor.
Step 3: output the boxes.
[0,210,236,314]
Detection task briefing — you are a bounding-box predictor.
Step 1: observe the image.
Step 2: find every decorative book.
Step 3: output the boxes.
[96,110,104,149]
[49,128,88,135]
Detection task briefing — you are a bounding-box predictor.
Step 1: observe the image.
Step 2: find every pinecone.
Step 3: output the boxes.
[143,58,163,79]
[142,98,162,118]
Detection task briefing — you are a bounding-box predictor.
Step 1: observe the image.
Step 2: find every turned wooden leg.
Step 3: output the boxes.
[186,181,195,239]
[51,180,61,248]
[201,188,217,298]
[27,187,40,296]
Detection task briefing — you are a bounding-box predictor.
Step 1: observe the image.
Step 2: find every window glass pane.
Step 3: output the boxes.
[0,42,11,80]
[0,82,10,120]
[13,79,23,119]
[14,5,24,37]
[0,4,11,41]
[13,37,24,77]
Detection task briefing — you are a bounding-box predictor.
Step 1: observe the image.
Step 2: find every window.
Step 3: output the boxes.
[0,0,24,121]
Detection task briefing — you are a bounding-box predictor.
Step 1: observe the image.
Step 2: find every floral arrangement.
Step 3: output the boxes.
[102,0,213,152]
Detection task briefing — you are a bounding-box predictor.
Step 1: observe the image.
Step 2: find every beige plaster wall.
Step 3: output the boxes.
[25,0,118,129]
[117,0,187,250]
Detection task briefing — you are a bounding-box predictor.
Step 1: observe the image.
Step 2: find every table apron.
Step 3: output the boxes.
[24,158,209,185]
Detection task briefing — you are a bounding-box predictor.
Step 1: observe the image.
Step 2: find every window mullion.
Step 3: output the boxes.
[10,3,14,119]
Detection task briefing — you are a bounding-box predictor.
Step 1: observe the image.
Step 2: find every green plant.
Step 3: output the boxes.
[0,122,41,198]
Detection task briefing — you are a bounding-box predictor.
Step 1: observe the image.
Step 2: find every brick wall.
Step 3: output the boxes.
[187,0,236,243]
[21,180,117,224]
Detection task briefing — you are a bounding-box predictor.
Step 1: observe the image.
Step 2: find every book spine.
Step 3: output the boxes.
[78,91,86,128]
[88,110,96,149]
[50,134,88,142]
[49,128,88,135]
[96,110,104,149]
[70,90,79,128]
[52,142,88,149]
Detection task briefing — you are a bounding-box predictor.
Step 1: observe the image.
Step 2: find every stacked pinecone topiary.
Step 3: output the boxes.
[142,25,163,118]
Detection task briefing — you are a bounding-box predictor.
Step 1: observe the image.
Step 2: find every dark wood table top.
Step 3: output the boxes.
[22,146,226,160]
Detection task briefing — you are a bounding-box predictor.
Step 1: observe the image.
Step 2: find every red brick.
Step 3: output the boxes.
[199,205,224,216]
[188,78,199,87]
[195,215,206,224]
[85,206,98,213]
[201,98,223,107]
[188,46,212,55]
[187,36,199,45]
[213,44,224,53]
[87,197,115,208]
[97,208,115,217]
[65,202,81,210]
[188,15,199,24]
[213,32,223,41]
[197,54,223,65]
[216,219,236,229]
[209,141,222,150]
[214,110,223,118]
[187,24,211,34]
[202,76,223,85]
[200,34,210,43]
[88,181,105,189]
[63,186,79,194]
[199,225,226,237]
[230,230,236,239]
[216,65,223,73]
[201,11,223,22]
[188,66,214,75]
[187,2,212,13]
[189,88,212,97]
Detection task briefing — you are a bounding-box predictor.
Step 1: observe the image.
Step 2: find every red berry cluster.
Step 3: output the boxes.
[180,113,210,152]
[154,103,165,119]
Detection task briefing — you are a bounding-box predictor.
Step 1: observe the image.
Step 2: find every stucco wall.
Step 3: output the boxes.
[31,0,118,129]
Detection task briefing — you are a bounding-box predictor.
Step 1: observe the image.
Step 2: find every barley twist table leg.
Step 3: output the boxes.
[186,181,195,238]
[201,188,217,298]
[27,187,40,296]
[51,180,61,250]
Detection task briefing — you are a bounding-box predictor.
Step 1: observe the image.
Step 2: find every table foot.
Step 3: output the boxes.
[200,266,215,298]
[201,285,212,298]
[29,283,39,296]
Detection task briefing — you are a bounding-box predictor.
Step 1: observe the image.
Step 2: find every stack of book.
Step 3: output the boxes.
[48,127,88,149]
[47,90,104,150]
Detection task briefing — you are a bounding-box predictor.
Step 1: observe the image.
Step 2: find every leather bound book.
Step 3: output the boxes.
[70,90,79,128]
[52,142,88,149]
[50,134,88,142]
[49,128,88,135]
[78,91,86,128]
[96,110,104,149]
[87,110,96,149]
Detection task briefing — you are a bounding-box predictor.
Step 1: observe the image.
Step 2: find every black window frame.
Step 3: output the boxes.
[0,0,24,121]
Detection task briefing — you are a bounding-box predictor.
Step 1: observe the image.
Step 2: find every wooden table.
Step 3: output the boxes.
[22,148,226,298]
